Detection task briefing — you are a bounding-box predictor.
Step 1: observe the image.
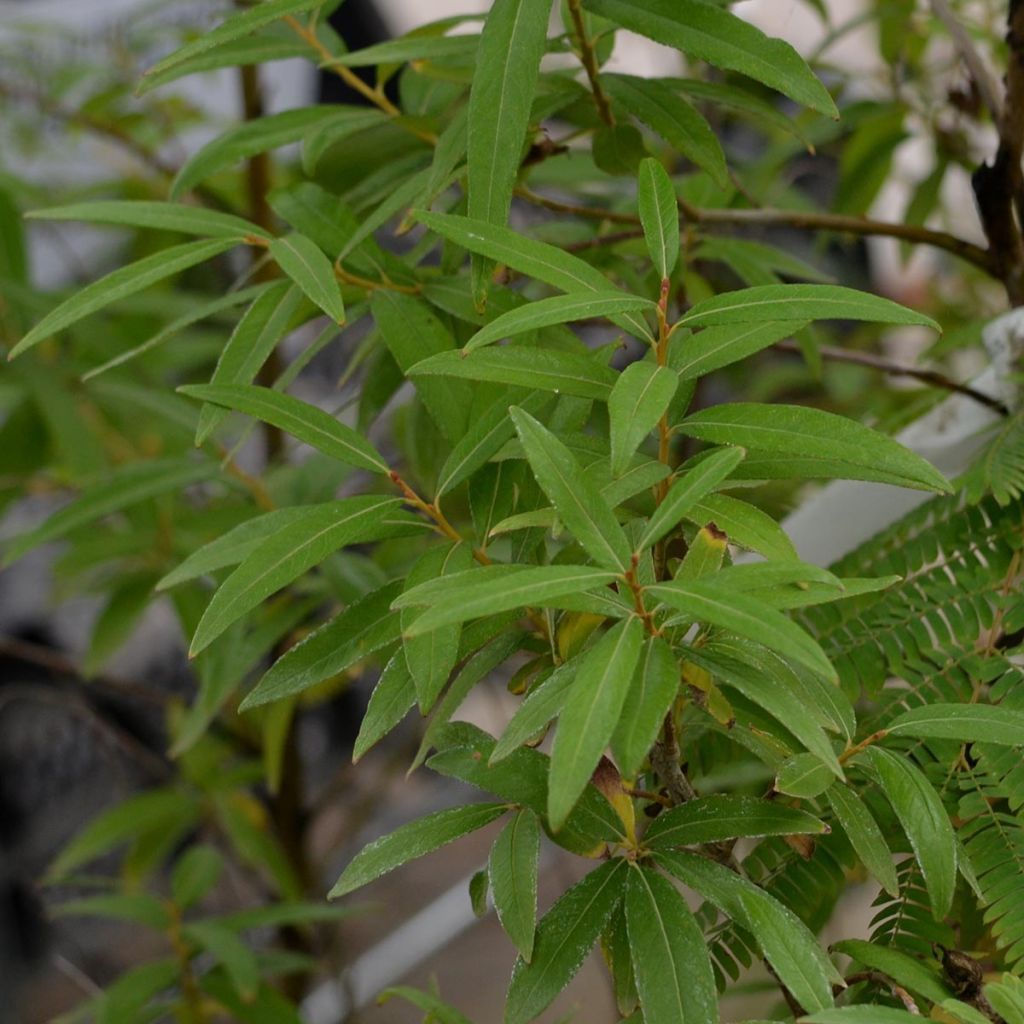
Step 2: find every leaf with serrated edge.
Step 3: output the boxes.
[329,803,508,898]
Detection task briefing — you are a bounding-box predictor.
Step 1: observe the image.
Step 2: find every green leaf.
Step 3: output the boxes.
[352,652,416,763]
[178,384,386,472]
[396,565,619,634]
[645,794,828,848]
[688,493,798,561]
[583,0,838,116]
[326,33,481,67]
[172,106,375,199]
[823,782,897,897]
[608,362,678,477]
[413,210,652,340]
[636,159,682,279]
[673,321,809,380]
[183,920,260,1000]
[625,864,719,1024]
[268,233,345,324]
[490,661,577,764]
[410,347,618,401]
[800,1010,922,1024]
[490,809,540,962]
[10,238,237,359]
[657,850,837,1012]
[191,497,418,656]
[52,893,171,931]
[886,702,1024,746]
[609,77,727,192]
[143,0,327,80]
[378,988,474,1024]
[402,543,475,712]
[464,293,656,353]
[505,858,628,1024]
[329,802,508,898]
[611,637,679,780]
[301,107,390,176]
[776,753,835,799]
[171,845,224,909]
[832,939,952,1007]
[549,618,644,830]
[467,0,551,301]
[436,389,552,497]
[677,284,939,332]
[5,458,220,566]
[636,447,746,550]
[512,407,632,570]
[859,746,956,919]
[678,403,951,493]
[27,200,270,240]
[647,580,836,680]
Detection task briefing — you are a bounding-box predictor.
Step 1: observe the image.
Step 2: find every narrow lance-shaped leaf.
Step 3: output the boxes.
[178,383,387,473]
[269,233,345,324]
[625,864,719,1024]
[672,320,809,380]
[352,652,416,763]
[611,636,679,780]
[463,292,656,353]
[549,618,644,830]
[397,565,619,634]
[505,858,628,1024]
[143,0,327,80]
[583,0,838,117]
[489,809,540,962]
[413,210,652,340]
[678,403,951,494]
[27,201,270,240]
[191,498,420,657]
[647,579,837,681]
[329,803,508,898]
[858,746,957,919]
[825,784,899,897]
[467,0,552,302]
[10,238,237,359]
[676,283,940,331]
[608,362,678,477]
[411,347,617,401]
[490,661,578,765]
[637,158,682,279]
[636,446,746,551]
[512,407,632,571]
[886,702,1024,746]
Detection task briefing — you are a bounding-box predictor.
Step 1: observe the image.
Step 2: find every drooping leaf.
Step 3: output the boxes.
[505,858,628,1024]
[676,284,939,331]
[859,747,956,919]
[608,362,678,477]
[179,384,387,472]
[644,794,828,848]
[10,238,237,358]
[268,233,345,324]
[410,347,618,401]
[329,802,508,897]
[352,652,417,763]
[191,498,420,656]
[611,637,679,780]
[886,703,1024,746]
[490,661,578,764]
[27,200,270,240]
[609,77,727,192]
[240,580,403,710]
[396,565,620,634]
[378,987,474,1024]
[549,618,644,830]
[832,939,952,1007]
[512,407,632,570]
[625,864,719,1024]
[647,580,836,680]
[463,293,656,353]
[678,403,951,493]
[775,753,836,799]
[490,809,541,962]
[636,447,746,550]
[582,0,838,116]
[467,0,552,301]
[688,493,798,561]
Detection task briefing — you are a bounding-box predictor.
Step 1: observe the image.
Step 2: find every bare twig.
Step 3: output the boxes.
[567,0,615,126]
[930,0,1003,122]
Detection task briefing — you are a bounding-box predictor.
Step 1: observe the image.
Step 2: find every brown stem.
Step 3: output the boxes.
[773,339,1010,416]
[651,714,698,805]
[842,971,921,1014]
[514,187,640,224]
[839,728,889,764]
[929,0,1003,122]
[567,0,615,126]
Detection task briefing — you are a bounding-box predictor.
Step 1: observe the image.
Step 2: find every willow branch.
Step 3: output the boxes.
[567,0,615,126]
